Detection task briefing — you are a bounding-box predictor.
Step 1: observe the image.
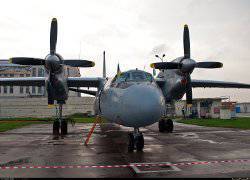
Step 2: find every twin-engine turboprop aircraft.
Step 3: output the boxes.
[1,19,250,152]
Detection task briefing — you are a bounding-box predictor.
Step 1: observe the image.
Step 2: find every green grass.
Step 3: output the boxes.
[0,117,54,121]
[177,117,250,129]
[0,115,99,132]
[0,121,49,132]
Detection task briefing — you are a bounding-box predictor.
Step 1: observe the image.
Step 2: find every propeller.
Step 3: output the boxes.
[9,18,96,106]
[9,18,95,68]
[150,24,223,106]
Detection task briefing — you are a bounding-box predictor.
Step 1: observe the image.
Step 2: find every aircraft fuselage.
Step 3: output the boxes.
[94,70,166,128]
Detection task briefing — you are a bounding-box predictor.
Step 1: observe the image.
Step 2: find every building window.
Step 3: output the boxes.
[26,86,29,94]
[4,86,7,94]
[38,68,44,77]
[67,68,70,76]
[20,74,24,77]
[10,74,14,77]
[20,86,23,94]
[9,86,13,94]
[32,68,36,77]
[26,74,30,77]
[38,86,42,94]
[4,74,8,77]
[32,86,36,94]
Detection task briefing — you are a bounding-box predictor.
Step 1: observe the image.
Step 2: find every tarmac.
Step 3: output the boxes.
[0,120,250,178]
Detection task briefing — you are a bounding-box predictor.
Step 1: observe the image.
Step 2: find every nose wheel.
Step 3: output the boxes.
[159,118,173,133]
[128,128,144,152]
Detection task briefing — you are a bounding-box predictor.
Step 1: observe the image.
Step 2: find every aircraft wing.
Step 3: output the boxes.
[0,77,45,86]
[67,77,104,88]
[0,77,104,88]
[191,79,250,88]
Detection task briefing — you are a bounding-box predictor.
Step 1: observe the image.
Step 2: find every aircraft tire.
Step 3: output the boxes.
[128,133,134,152]
[136,133,144,152]
[53,121,60,136]
[159,119,166,132]
[165,119,173,133]
[61,120,68,135]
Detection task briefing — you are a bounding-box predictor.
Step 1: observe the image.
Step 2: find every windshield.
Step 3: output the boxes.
[112,71,153,84]
[116,72,130,83]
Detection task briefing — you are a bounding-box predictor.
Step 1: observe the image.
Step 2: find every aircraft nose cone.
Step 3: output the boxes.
[120,84,165,127]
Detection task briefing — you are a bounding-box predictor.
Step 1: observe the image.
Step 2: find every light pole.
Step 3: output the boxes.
[155,54,165,62]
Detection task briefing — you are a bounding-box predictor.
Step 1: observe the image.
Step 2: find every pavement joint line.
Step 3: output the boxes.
[0,159,250,170]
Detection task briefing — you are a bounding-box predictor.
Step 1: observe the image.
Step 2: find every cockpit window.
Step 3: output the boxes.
[117,72,130,82]
[145,72,153,82]
[130,71,153,82]
[131,72,145,81]
[112,71,154,84]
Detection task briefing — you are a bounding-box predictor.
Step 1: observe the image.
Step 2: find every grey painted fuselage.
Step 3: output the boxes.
[94,70,166,128]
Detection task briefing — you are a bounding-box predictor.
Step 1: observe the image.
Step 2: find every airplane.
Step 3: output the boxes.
[1,19,250,152]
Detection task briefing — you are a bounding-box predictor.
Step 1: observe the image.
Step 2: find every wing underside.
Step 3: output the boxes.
[67,77,104,88]
[0,77,45,86]
[191,79,250,88]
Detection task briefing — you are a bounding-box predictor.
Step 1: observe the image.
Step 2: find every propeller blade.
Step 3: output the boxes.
[195,62,223,68]
[63,60,95,67]
[150,62,180,69]
[183,24,190,58]
[50,18,57,54]
[185,75,192,105]
[10,57,45,65]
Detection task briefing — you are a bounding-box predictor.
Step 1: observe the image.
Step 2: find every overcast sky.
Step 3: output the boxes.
[0,0,250,102]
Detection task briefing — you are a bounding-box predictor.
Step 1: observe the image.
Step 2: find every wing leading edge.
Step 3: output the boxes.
[0,77,45,86]
[191,79,250,88]
[67,77,104,88]
[0,77,104,88]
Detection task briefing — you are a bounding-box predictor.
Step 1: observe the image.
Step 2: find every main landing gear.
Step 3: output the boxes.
[53,103,68,139]
[159,118,173,133]
[128,128,144,152]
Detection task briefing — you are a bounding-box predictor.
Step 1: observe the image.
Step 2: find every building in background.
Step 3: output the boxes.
[175,97,230,119]
[0,59,81,98]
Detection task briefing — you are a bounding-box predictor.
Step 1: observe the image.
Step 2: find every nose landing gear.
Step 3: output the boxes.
[128,128,144,152]
[159,118,174,133]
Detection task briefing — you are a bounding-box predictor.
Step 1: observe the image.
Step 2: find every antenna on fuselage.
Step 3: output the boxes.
[103,51,106,78]
[117,63,121,76]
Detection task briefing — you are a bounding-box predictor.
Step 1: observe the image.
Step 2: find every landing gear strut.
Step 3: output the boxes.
[128,128,144,152]
[159,118,173,133]
[53,103,68,138]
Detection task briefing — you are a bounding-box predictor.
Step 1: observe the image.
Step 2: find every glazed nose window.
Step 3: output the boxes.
[117,72,130,82]
[131,72,145,81]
